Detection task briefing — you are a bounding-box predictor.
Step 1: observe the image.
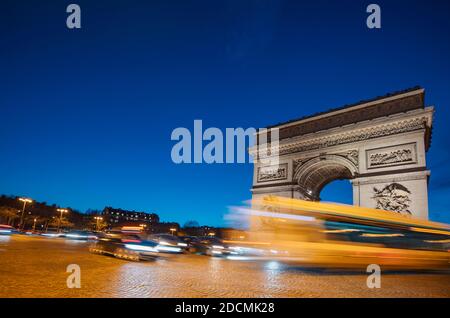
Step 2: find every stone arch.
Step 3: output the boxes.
[251,88,433,219]
[294,155,358,200]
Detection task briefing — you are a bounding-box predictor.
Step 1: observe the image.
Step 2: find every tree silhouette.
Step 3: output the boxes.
[0,206,19,225]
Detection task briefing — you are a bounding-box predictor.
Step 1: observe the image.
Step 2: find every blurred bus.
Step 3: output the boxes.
[234,196,450,270]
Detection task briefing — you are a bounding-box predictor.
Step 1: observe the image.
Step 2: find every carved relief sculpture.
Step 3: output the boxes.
[293,157,313,175]
[257,164,288,183]
[372,183,412,215]
[370,149,413,166]
[273,117,427,156]
[331,149,359,167]
[367,143,417,169]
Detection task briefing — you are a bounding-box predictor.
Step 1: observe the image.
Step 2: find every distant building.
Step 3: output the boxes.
[150,222,180,234]
[102,207,159,228]
[181,226,217,237]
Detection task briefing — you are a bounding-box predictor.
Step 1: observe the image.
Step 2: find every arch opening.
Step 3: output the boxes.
[294,156,357,201]
[319,179,353,205]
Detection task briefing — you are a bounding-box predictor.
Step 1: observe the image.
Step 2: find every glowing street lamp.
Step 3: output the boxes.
[18,197,33,229]
[170,228,177,235]
[56,208,68,233]
[32,218,37,231]
[94,216,103,231]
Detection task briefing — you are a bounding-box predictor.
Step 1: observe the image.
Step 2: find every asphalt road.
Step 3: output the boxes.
[0,235,449,298]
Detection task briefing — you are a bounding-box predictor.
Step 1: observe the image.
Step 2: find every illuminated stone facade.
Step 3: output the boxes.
[250,87,433,219]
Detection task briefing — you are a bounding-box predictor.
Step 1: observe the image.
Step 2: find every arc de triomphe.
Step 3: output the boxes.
[250,87,433,220]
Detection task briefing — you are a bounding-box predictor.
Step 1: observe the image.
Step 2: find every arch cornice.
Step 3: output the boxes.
[249,110,433,158]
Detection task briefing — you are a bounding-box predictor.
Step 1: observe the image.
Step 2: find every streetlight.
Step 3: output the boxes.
[94,216,103,231]
[170,228,177,235]
[18,197,33,229]
[56,208,68,233]
[32,218,37,231]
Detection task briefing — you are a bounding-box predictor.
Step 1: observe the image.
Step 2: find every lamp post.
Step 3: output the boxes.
[18,197,33,230]
[94,216,103,231]
[32,218,37,231]
[170,228,177,235]
[56,208,68,233]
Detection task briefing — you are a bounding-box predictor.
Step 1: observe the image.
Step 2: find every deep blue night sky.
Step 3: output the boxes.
[1,0,449,226]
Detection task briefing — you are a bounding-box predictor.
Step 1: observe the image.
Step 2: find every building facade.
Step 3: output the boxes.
[102,207,159,228]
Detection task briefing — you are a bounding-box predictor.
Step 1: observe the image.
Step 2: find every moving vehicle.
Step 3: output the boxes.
[187,236,233,256]
[41,228,66,238]
[148,233,186,253]
[65,230,98,240]
[232,196,450,270]
[0,224,14,235]
[89,233,159,261]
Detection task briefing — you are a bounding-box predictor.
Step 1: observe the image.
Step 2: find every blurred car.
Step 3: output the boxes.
[23,230,41,236]
[41,228,66,238]
[15,229,35,235]
[188,236,233,256]
[148,234,186,253]
[179,235,196,245]
[89,233,159,261]
[0,224,14,235]
[65,230,98,241]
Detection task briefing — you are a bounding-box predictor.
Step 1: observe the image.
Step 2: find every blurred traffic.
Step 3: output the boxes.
[1,196,449,272]
[226,196,450,270]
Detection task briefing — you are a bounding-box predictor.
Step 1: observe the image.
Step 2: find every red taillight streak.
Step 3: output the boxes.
[122,239,141,243]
